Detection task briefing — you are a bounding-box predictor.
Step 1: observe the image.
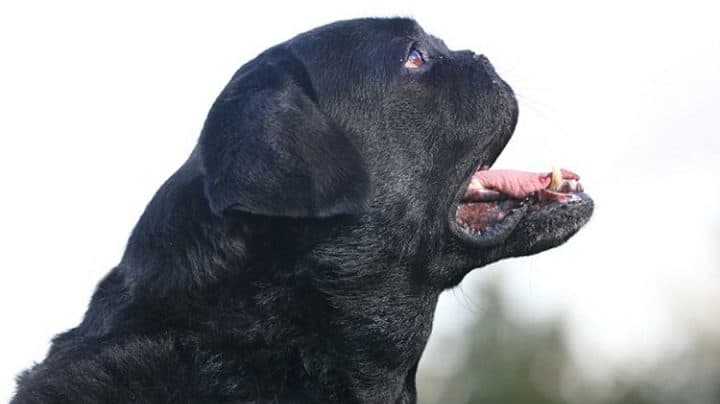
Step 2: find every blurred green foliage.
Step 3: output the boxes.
[418,283,720,404]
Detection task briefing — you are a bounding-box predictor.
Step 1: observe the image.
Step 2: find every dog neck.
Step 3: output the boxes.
[75,158,436,403]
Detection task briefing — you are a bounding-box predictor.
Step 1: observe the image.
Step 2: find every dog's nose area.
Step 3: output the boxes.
[453,50,503,88]
[472,53,501,84]
[472,53,487,62]
[455,50,490,64]
[473,53,490,67]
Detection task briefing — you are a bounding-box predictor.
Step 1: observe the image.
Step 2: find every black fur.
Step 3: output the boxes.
[13,18,592,403]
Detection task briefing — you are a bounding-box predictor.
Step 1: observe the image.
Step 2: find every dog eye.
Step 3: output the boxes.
[404,48,425,69]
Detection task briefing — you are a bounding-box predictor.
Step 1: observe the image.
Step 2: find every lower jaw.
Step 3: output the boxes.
[450,200,527,248]
[450,192,592,248]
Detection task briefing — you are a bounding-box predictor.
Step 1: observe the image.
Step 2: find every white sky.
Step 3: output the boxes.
[1,1,719,401]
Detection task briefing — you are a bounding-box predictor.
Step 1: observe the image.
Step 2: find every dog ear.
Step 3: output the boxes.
[199,47,370,218]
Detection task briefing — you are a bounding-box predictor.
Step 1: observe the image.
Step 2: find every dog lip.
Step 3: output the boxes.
[447,162,515,247]
[449,192,594,249]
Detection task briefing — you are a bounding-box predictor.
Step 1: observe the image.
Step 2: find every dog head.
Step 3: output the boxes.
[199,18,592,289]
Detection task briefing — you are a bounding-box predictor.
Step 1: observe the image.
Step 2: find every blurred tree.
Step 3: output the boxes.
[418,281,720,404]
[426,285,566,403]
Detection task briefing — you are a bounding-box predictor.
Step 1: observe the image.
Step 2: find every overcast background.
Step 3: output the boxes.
[1,1,719,402]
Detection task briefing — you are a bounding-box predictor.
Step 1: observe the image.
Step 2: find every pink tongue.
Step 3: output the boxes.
[465,168,580,199]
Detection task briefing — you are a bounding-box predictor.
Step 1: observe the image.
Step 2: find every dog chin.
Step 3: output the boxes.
[501,192,594,258]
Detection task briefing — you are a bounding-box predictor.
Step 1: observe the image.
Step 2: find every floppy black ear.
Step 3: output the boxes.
[199,47,370,218]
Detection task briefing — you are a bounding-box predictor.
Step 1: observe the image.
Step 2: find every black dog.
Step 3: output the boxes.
[13,18,593,403]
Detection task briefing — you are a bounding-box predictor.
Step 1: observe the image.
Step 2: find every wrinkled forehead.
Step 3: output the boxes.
[284,18,425,91]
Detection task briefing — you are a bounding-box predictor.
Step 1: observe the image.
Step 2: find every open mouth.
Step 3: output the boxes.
[451,166,591,247]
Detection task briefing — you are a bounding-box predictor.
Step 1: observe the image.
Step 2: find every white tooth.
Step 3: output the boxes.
[566,179,578,192]
[469,177,485,191]
[551,166,563,190]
